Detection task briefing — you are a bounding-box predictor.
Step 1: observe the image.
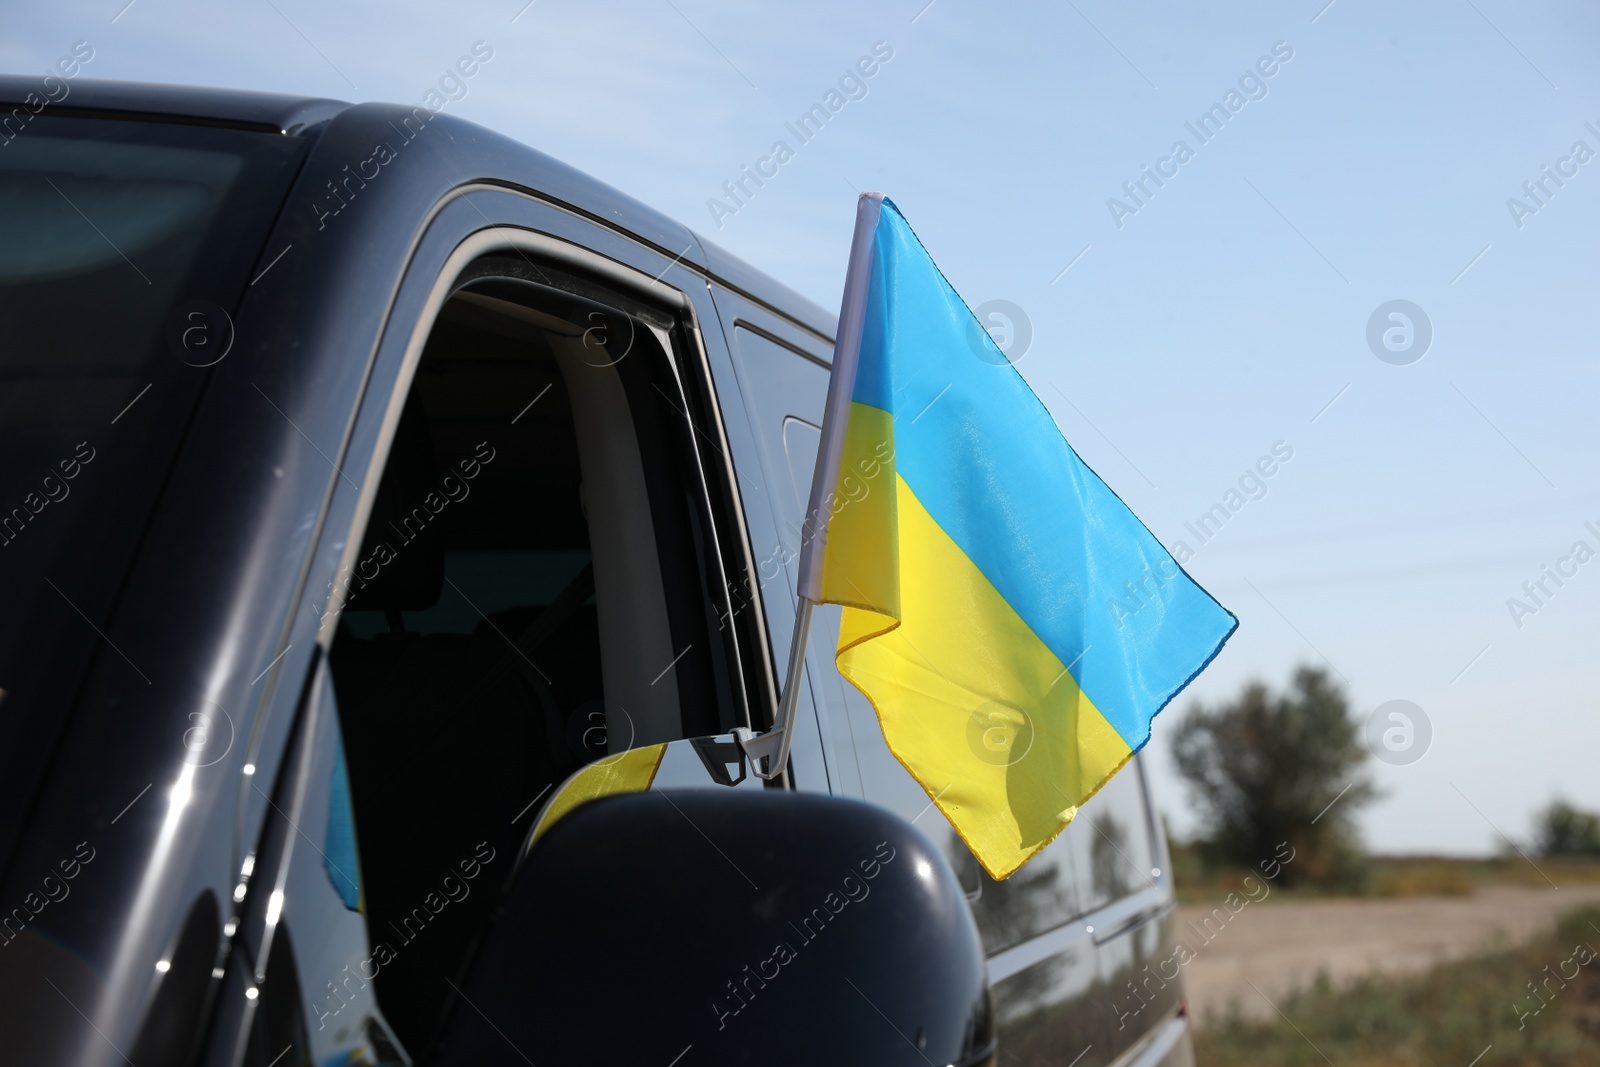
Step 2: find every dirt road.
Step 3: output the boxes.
[1175,884,1600,1024]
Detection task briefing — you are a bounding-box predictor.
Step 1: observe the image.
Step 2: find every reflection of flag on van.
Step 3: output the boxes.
[798,194,1236,880]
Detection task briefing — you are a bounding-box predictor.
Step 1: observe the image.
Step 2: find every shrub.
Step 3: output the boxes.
[1172,666,1375,888]
[1535,800,1600,858]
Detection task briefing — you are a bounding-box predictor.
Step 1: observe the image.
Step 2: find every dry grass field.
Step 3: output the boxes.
[1174,859,1600,1066]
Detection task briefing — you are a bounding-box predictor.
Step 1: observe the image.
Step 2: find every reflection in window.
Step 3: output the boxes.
[958,832,1078,954]
[1090,813,1137,903]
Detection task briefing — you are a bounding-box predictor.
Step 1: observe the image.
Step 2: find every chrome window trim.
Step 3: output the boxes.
[985,885,1171,983]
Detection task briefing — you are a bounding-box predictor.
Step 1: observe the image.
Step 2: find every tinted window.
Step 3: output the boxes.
[0,117,305,867]
[1068,761,1160,913]
[952,756,1159,952]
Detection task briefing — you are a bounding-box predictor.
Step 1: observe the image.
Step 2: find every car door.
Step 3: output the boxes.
[199,177,778,1064]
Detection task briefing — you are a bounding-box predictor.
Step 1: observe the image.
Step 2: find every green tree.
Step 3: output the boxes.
[1171,666,1375,887]
[1533,799,1600,857]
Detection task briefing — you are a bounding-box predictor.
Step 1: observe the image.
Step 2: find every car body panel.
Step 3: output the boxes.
[0,73,349,134]
[0,78,1191,1066]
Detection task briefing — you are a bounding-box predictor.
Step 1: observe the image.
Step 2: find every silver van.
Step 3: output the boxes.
[0,76,1191,1067]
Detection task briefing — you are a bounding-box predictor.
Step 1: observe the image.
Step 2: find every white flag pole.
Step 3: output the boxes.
[739,192,885,781]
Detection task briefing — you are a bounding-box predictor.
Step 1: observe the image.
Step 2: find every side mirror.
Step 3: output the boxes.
[431,789,996,1066]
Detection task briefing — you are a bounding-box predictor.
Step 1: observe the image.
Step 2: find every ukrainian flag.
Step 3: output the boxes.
[798,195,1236,880]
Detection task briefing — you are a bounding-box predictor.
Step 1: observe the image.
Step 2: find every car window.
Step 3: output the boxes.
[1067,759,1160,914]
[324,262,744,1057]
[937,718,1162,952]
[0,117,306,866]
[238,664,407,1067]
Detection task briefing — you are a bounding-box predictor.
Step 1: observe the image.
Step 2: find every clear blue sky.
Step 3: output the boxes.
[13,0,1599,855]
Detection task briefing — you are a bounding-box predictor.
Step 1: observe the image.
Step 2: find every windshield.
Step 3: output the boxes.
[0,116,307,866]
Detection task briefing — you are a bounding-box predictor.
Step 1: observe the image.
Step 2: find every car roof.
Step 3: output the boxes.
[0,75,837,343]
[0,74,349,134]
